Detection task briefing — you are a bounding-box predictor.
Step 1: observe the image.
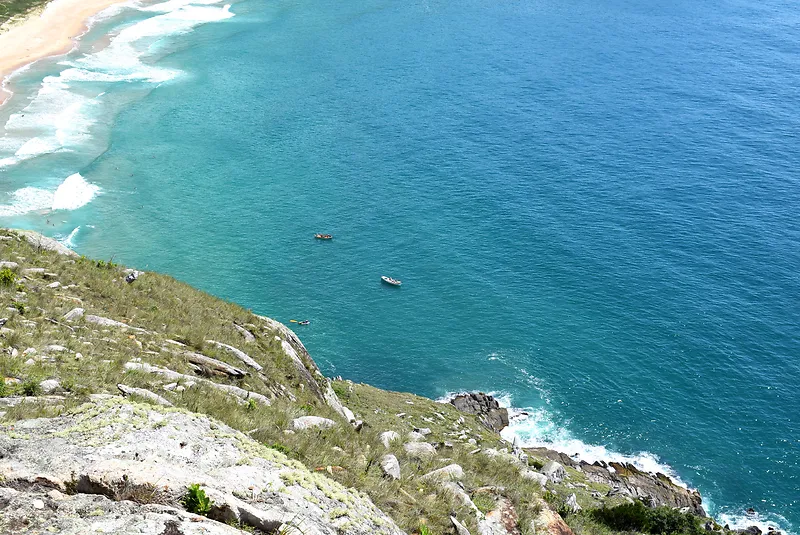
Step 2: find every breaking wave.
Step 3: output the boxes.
[0,173,100,216]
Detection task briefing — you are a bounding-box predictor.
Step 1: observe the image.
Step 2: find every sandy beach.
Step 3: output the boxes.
[0,0,129,105]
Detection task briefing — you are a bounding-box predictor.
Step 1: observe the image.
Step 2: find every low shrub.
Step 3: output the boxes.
[0,268,16,286]
[181,483,212,516]
[590,501,703,535]
[21,378,41,397]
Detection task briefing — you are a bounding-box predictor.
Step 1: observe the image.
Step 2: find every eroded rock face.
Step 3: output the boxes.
[450,392,509,432]
[0,398,403,535]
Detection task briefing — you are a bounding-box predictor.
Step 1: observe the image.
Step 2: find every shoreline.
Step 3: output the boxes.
[0,0,130,107]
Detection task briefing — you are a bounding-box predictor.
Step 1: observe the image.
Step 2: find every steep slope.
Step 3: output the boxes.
[0,229,729,535]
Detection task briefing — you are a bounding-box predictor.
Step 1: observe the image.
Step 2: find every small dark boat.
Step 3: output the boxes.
[315,234,333,240]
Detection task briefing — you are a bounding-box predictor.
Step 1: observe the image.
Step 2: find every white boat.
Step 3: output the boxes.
[381,276,402,287]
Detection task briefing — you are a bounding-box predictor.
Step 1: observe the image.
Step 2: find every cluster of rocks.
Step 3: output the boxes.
[449,392,510,432]
[526,447,705,515]
[369,421,577,535]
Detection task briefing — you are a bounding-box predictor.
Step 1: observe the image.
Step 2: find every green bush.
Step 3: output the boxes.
[11,301,25,315]
[590,501,703,535]
[21,378,41,397]
[181,484,212,516]
[0,268,16,286]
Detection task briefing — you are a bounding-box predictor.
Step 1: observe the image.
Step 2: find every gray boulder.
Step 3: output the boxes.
[542,461,567,484]
[407,431,426,442]
[403,442,437,459]
[520,469,548,487]
[291,416,336,431]
[63,307,85,321]
[39,379,61,394]
[420,464,464,482]
[380,454,401,480]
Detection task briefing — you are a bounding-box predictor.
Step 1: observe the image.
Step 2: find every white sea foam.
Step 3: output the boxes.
[51,174,100,211]
[498,399,690,487]
[0,187,55,216]
[58,226,82,249]
[0,0,234,170]
[0,173,100,217]
[716,509,794,535]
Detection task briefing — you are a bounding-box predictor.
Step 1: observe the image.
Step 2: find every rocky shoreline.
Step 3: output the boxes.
[446,392,704,515]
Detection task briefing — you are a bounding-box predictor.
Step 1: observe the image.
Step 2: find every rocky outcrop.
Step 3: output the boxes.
[123,361,271,406]
[185,352,247,378]
[450,392,509,432]
[86,315,150,333]
[0,488,246,535]
[259,316,356,423]
[206,340,263,372]
[10,228,78,257]
[0,398,403,535]
[527,448,705,515]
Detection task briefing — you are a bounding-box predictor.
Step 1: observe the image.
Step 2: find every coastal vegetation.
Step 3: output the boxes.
[0,229,731,535]
[0,0,49,27]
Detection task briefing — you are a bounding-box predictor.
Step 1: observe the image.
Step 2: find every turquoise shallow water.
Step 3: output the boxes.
[1,0,799,529]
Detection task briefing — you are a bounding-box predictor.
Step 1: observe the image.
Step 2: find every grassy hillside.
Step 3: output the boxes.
[0,229,715,535]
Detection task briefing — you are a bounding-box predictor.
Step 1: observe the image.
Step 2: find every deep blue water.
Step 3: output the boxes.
[0,0,798,529]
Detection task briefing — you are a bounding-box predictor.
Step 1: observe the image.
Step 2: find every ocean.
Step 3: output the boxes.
[0,0,798,530]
